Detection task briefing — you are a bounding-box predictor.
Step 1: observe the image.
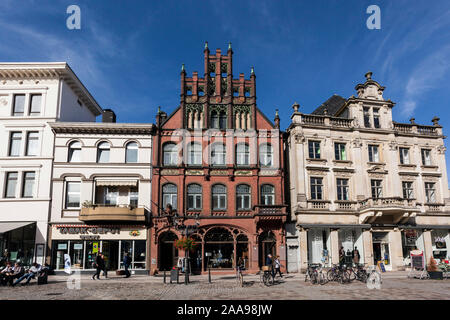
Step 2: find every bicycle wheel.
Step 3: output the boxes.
[310,271,318,284]
[319,271,327,285]
[327,269,336,281]
[339,271,349,284]
[348,269,356,282]
[358,271,368,283]
[263,273,272,286]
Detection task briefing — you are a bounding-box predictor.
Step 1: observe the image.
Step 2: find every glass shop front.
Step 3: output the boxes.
[50,225,147,271]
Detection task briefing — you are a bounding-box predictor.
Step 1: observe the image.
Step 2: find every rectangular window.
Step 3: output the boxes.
[308,141,321,159]
[4,172,18,198]
[212,195,226,210]
[371,180,382,199]
[12,94,25,116]
[104,187,118,206]
[421,149,432,166]
[22,172,35,198]
[336,179,349,201]
[334,143,347,161]
[399,148,410,165]
[188,194,202,210]
[368,145,379,162]
[402,181,414,200]
[9,132,22,156]
[26,131,39,156]
[65,182,81,208]
[363,107,371,128]
[129,187,138,207]
[310,177,323,200]
[29,94,42,116]
[373,108,380,128]
[425,182,436,203]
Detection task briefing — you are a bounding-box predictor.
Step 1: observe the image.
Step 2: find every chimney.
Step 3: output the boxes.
[102,109,116,123]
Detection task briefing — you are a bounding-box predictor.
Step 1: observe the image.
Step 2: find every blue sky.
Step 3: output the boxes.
[1,0,450,179]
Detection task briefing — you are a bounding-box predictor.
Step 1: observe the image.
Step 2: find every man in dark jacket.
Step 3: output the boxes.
[123,252,131,278]
[92,253,104,280]
[265,254,274,278]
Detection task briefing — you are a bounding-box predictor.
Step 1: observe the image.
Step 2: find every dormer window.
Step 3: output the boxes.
[363,107,381,128]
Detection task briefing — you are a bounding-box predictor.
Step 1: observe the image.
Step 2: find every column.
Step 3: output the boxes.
[330,229,340,265]
[362,229,373,266]
[388,229,404,271]
[299,228,308,272]
[423,230,433,266]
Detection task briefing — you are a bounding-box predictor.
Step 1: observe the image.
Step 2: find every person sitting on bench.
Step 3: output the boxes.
[12,263,41,286]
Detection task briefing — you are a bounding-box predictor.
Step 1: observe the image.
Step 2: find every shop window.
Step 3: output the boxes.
[133,240,146,269]
[204,228,234,269]
[432,230,448,260]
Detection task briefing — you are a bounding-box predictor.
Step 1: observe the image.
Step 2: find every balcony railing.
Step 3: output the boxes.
[358,197,416,210]
[254,205,287,215]
[393,122,439,136]
[80,205,146,222]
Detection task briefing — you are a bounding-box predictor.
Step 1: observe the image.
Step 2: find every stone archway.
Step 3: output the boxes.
[158,231,179,271]
[258,231,277,268]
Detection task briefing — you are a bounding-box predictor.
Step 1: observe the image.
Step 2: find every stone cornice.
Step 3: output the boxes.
[50,122,155,135]
[0,62,102,116]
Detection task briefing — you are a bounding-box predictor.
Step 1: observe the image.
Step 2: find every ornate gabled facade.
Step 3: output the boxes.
[286,72,450,272]
[150,44,287,274]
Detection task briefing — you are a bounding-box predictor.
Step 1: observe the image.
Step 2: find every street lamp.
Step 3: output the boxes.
[163,204,200,285]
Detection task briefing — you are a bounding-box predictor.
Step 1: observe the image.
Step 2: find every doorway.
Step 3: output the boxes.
[102,241,119,271]
[159,232,178,271]
[258,231,276,267]
[372,232,390,267]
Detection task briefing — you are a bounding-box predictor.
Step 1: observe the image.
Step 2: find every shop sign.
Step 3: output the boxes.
[80,235,101,240]
[57,226,120,235]
[58,243,68,250]
[73,244,83,250]
[130,230,140,237]
[434,237,446,249]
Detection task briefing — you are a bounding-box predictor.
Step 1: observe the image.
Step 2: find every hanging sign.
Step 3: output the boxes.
[92,242,99,253]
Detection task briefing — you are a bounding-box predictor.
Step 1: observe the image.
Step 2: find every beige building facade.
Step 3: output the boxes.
[48,118,153,273]
[286,72,450,272]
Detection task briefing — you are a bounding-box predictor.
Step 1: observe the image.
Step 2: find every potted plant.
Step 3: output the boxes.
[427,257,443,280]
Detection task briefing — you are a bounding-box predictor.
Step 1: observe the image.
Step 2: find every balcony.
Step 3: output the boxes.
[254,205,287,216]
[80,205,146,222]
[358,197,417,210]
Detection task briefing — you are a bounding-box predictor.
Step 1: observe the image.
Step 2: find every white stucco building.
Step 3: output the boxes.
[48,119,153,273]
[286,72,450,272]
[0,63,102,266]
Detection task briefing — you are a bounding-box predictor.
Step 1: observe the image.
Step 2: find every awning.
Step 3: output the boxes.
[0,222,35,234]
[95,180,138,187]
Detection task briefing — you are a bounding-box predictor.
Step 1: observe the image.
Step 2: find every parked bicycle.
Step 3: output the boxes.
[305,263,326,284]
[236,264,245,287]
[327,264,350,284]
[260,265,274,286]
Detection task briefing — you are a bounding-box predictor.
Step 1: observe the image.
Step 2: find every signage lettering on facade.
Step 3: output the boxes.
[57,227,120,235]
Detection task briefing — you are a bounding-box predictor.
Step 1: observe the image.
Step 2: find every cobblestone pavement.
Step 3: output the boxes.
[0,272,449,300]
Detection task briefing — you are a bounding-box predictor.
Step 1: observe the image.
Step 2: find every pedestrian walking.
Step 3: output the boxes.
[266,254,275,278]
[101,253,108,278]
[274,256,283,278]
[352,247,360,264]
[92,253,103,280]
[123,252,131,278]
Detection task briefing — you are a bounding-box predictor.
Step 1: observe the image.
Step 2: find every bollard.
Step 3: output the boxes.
[164,270,166,284]
[208,267,211,283]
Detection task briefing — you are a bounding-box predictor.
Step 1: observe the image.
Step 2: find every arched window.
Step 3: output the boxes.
[260,184,275,205]
[125,142,138,163]
[259,143,273,167]
[204,227,233,269]
[163,143,179,166]
[236,143,249,166]
[68,141,81,162]
[162,183,177,210]
[211,143,226,166]
[236,184,251,210]
[97,141,110,163]
[187,184,202,210]
[187,142,202,166]
[212,184,227,210]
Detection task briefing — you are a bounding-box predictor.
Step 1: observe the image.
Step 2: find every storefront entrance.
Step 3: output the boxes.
[102,240,119,270]
[259,231,276,267]
[158,231,178,271]
[372,232,390,267]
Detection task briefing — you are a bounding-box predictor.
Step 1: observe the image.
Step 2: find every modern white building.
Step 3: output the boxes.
[48,118,153,273]
[0,63,102,266]
[286,72,450,272]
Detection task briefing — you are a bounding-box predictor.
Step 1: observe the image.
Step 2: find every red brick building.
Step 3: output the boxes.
[150,43,287,274]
